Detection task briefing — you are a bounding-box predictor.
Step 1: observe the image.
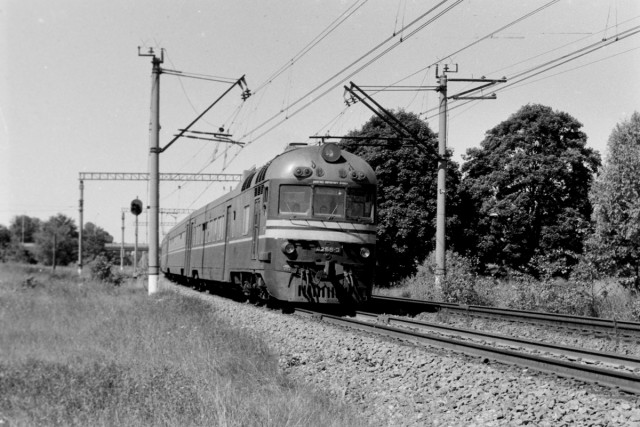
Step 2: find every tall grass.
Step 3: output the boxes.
[0,263,365,426]
[374,252,640,321]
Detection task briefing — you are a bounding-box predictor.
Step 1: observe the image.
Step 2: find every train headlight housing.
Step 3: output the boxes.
[321,143,341,163]
[360,247,371,259]
[281,242,296,255]
[293,167,312,178]
[350,170,366,181]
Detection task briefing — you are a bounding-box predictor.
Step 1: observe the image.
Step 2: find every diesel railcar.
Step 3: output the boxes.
[161,142,377,305]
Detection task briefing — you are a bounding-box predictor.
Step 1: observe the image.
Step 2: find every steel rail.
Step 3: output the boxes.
[295,308,640,394]
[370,295,640,337]
[355,311,640,370]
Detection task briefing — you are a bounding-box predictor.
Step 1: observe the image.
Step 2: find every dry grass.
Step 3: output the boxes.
[374,256,640,321]
[0,263,366,427]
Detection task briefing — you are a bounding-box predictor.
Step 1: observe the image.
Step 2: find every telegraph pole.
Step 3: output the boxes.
[435,68,449,287]
[434,65,506,286]
[139,47,163,295]
[120,212,125,271]
[78,180,84,275]
[137,47,248,295]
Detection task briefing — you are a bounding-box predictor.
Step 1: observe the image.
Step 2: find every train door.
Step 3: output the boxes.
[222,206,231,278]
[251,198,260,259]
[184,220,194,277]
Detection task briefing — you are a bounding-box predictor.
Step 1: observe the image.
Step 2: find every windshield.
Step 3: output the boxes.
[279,185,374,221]
[279,185,311,215]
[313,187,345,218]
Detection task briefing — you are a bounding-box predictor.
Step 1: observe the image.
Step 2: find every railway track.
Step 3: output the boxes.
[169,283,640,394]
[296,307,640,395]
[369,295,640,339]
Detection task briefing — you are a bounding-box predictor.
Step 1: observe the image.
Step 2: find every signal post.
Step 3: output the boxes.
[130,198,143,275]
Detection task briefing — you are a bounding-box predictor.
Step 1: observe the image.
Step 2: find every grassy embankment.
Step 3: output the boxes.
[376,252,640,321]
[0,263,365,427]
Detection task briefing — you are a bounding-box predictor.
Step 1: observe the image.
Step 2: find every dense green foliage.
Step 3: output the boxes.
[461,104,600,275]
[34,214,79,267]
[9,215,41,244]
[89,254,125,285]
[588,112,640,289]
[340,110,463,284]
[0,225,10,262]
[1,215,113,267]
[83,221,114,261]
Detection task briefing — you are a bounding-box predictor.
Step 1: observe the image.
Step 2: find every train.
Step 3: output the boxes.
[160,142,377,305]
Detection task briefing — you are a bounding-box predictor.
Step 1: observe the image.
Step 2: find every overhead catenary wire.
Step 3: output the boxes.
[368,0,562,100]
[230,0,559,164]
[165,0,626,188]
[426,16,640,121]
[420,25,640,123]
[236,0,463,146]
[506,25,640,84]
[160,49,246,194]
[499,45,640,93]
[162,69,238,84]
[252,0,369,95]
[481,15,640,79]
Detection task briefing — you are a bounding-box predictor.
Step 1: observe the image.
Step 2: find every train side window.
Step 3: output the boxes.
[243,205,251,235]
[279,185,311,215]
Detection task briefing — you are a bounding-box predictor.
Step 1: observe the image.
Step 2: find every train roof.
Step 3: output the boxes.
[240,143,377,191]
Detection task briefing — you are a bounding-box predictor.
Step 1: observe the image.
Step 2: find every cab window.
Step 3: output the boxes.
[279,185,311,215]
[313,187,345,218]
[346,188,374,220]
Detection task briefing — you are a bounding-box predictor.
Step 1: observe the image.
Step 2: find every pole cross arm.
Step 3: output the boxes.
[344,82,431,153]
[161,75,248,153]
[79,172,242,181]
[448,78,507,100]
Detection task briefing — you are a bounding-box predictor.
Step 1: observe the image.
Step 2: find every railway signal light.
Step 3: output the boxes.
[131,198,143,216]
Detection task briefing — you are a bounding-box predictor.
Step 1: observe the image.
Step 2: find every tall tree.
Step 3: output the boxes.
[588,112,640,288]
[83,222,114,260]
[340,110,463,284]
[461,104,600,274]
[9,215,41,244]
[34,214,78,268]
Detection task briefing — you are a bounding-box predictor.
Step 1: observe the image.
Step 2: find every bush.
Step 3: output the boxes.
[377,251,489,305]
[89,254,124,286]
[439,251,486,305]
[377,250,640,320]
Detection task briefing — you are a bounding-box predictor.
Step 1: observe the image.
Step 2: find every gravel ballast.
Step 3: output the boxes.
[174,285,640,426]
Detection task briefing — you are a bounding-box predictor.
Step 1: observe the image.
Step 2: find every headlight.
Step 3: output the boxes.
[321,143,341,163]
[281,242,296,255]
[360,247,371,258]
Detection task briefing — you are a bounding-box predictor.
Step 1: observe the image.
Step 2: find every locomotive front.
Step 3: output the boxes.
[261,143,377,305]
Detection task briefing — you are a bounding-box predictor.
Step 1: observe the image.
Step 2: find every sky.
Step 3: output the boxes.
[2,0,639,245]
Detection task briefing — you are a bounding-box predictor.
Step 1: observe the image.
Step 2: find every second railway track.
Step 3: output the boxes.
[296,307,640,395]
[370,295,640,340]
